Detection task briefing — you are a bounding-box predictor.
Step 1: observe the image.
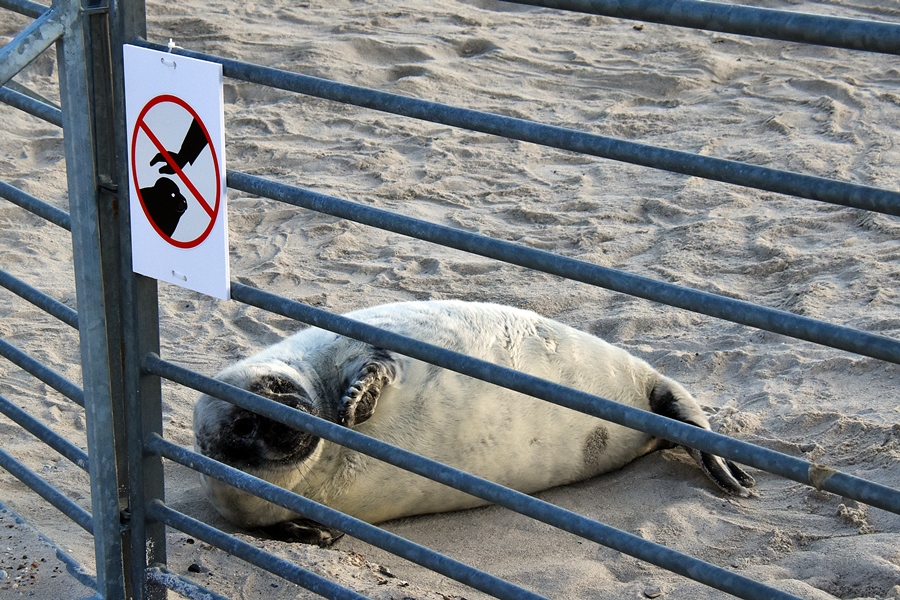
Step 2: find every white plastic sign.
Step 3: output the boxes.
[124,44,230,299]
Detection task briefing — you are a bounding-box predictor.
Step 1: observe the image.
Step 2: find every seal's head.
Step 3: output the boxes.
[192,343,398,530]
[193,367,323,472]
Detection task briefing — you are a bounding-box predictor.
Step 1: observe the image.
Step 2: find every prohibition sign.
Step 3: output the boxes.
[130,94,221,249]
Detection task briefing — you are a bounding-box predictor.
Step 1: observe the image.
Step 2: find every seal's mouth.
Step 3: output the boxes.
[197,414,322,471]
[258,427,321,467]
[195,372,325,470]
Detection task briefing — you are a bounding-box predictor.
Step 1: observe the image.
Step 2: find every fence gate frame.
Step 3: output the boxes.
[1,0,900,599]
[61,0,168,596]
[2,0,164,597]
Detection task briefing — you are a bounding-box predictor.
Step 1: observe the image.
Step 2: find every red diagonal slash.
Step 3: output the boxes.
[139,119,215,218]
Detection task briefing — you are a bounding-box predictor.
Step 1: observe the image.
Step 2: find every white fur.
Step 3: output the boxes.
[194,300,712,527]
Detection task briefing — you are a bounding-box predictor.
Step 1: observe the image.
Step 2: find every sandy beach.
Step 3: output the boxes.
[1,0,899,598]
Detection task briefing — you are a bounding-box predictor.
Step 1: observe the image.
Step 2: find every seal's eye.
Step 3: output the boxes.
[231,416,257,439]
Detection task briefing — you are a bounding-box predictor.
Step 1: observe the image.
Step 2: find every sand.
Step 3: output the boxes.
[1,0,899,598]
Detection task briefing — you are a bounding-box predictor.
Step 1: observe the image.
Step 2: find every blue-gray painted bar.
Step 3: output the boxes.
[56,546,99,595]
[0,180,70,229]
[0,85,63,126]
[0,0,46,18]
[505,0,900,55]
[145,567,230,600]
[58,0,130,593]
[224,284,900,516]
[0,499,98,592]
[0,448,93,533]
[110,0,169,596]
[144,358,803,600]
[0,338,85,406]
[147,434,551,600]
[0,5,67,88]
[229,172,900,366]
[145,499,375,600]
[142,42,900,218]
[0,268,79,329]
[0,393,89,470]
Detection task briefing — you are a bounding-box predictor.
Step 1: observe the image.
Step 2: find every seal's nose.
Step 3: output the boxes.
[231,416,257,439]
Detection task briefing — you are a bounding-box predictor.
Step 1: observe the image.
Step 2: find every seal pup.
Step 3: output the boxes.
[194,300,754,545]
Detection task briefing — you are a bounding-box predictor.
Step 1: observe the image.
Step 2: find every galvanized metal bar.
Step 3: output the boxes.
[0,268,79,328]
[228,172,900,366]
[57,0,130,594]
[145,499,376,600]
[223,285,900,516]
[144,567,229,600]
[504,0,900,55]
[143,368,800,600]
[0,448,93,533]
[107,0,167,594]
[0,5,67,88]
[0,0,47,18]
[0,180,70,229]
[0,337,84,406]
[0,392,89,469]
[3,78,60,106]
[119,274,167,600]
[147,434,550,600]
[0,499,98,592]
[142,42,900,218]
[0,84,63,125]
[56,546,100,595]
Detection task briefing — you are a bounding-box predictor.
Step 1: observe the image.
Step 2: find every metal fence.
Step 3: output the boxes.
[0,0,899,598]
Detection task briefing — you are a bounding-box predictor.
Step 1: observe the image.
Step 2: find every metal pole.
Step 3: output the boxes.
[56,0,134,594]
[503,0,900,56]
[107,0,168,597]
[0,5,67,87]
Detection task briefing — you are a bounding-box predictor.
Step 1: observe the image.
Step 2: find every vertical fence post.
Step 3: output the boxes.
[57,0,164,595]
[107,0,169,597]
[57,0,129,594]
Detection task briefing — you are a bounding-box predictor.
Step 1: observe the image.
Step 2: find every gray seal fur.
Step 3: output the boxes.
[194,300,754,544]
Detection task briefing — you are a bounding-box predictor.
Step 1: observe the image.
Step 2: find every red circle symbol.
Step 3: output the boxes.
[131,94,221,249]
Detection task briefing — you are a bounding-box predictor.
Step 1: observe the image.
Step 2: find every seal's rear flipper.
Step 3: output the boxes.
[260,518,344,547]
[649,379,755,497]
[687,448,755,497]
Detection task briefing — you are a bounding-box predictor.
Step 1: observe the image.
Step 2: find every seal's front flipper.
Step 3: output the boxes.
[338,349,397,428]
[260,518,344,547]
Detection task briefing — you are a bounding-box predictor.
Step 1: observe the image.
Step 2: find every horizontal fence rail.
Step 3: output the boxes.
[0,180,71,229]
[146,437,549,600]
[145,566,229,600]
[228,171,900,366]
[143,357,802,600]
[0,338,85,406]
[0,392,89,469]
[0,84,63,126]
[140,41,900,218]
[0,0,46,18]
[146,500,373,600]
[0,447,93,533]
[0,500,99,593]
[504,0,900,55]
[0,268,79,329]
[225,283,900,516]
